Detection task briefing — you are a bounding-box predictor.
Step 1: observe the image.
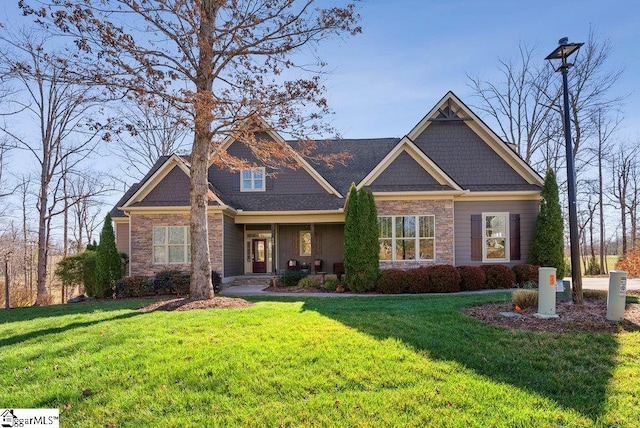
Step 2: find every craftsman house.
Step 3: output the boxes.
[111,91,543,281]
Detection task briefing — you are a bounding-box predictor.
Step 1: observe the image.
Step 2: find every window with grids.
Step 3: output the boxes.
[153,226,190,264]
[378,215,435,261]
[241,167,265,191]
[483,213,509,262]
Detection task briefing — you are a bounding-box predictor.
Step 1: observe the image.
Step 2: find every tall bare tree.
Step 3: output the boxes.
[467,43,558,169]
[21,0,361,299]
[0,30,106,304]
[111,100,191,181]
[610,143,639,256]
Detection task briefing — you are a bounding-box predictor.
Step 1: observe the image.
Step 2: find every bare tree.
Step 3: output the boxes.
[467,43,558,169]
[111,100,191,181]
[588,108,620,273]
[22,0,361,299]
[610,143,638,256]
[0,30,107,305]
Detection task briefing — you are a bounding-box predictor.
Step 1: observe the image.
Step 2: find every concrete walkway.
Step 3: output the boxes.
[219,276,640,298]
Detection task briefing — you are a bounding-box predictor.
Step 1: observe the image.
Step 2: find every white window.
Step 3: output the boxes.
[241,167,265,192]
[378,215,435,261]
[483,213,509,262]
[153,226,190,264]
[299,231,312,256]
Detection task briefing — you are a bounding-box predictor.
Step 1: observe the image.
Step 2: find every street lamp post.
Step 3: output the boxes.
[545,37,584,304]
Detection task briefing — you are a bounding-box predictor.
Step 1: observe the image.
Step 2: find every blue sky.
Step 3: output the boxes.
[315,0,639,140]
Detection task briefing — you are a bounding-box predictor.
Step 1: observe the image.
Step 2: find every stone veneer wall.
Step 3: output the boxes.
[375,199,455,269]
[129,211,224,277]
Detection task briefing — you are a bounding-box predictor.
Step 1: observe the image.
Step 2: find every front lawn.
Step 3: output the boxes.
[1,295,638,427]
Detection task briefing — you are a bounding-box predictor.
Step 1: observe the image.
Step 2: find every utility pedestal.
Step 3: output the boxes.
[535,267,559,319]
[606,271,627,321]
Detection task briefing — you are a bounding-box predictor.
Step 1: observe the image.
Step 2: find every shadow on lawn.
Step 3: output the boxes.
[0,298,157,324]
[0,310,144,348]
[300,294,620,422]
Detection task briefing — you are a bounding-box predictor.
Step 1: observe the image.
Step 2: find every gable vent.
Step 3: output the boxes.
[429,99,470,122]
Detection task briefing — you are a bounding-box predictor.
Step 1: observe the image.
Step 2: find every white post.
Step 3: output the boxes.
[606,271,627,321]
[535,267,559,319]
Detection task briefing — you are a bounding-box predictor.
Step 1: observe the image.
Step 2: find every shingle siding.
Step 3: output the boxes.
[143,165,190,205]
[223,214,244,277]
[371,151,441,188]
[413,121,530,189]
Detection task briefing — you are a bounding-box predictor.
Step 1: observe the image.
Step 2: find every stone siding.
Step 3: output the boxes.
[376,199,455,268]
[129,211,224,277]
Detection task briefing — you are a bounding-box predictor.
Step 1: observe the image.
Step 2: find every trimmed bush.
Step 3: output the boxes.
[81,251,97,297]
[322,278,340,291]
[280,269,307,287]
[406,267,431,294]
[428,264,461,293]
[457,266,486,291]
[115,276,153,298]
[512,289,538,309]
[375,269,408,294]
[482,264,516,289]
[512,264,539,286]
[297,276,319,288]
[154,270,191,295]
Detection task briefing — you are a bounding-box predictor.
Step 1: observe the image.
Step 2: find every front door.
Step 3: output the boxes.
[252,239,267,273]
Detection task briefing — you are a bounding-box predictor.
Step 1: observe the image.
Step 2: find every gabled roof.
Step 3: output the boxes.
[117,154,226,212]
[218,115,342,198]
[357,137,464,194]
[112,92,542,217]
[407,91,543,187]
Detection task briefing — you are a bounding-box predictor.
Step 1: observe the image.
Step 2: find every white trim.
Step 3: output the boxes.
[240,167,266,192]
[358,137,462,191]
[406,91,543,187]
[378,214,436,262]
[482,212,510,263]
[217,115,343,198]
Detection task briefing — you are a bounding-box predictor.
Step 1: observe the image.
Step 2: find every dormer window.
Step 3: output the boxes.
[241,167,265,192]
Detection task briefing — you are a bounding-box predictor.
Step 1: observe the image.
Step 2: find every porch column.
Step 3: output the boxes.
[310,223,316,273]
[271,223,276,274]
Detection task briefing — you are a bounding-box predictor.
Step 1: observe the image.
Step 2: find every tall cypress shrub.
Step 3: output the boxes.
[529,169,565,279]
[344,184,379,292]
[344,183,360,287]
[95,213,123,298]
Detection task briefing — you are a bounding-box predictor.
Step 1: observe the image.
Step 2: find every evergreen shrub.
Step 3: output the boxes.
[406,267,431,293]
[457,266,486,291]
[512,264,539,286]
[375,269,408,294]
[428,264,461,293]
[482,264,516,289]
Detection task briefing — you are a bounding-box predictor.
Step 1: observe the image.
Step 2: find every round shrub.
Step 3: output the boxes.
[457,266,486,291]
[297,276,319,288]
[512,264,539,286]
[115,275,153,298]
[406,267,431,293]
[280,269,308,287]
[428,264,461,293]
[153,270,191,295]
[322,278,340,291]
[375,269,408,294]
[482,264,516,289]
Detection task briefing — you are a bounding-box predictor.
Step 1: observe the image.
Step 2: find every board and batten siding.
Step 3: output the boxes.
[223,214,244,277]
[454,200,539,266]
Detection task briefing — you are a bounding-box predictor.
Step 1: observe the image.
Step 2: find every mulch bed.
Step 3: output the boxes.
[139,297,254,312]
[464,291,640,334]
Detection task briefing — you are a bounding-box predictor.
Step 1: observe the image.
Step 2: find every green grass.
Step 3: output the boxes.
[1,295,639,427]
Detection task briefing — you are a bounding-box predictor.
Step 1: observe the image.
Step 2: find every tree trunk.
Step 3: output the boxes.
[36,189,49,305]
